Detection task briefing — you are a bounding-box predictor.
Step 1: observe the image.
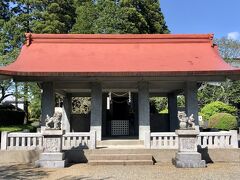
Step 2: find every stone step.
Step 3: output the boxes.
[97,145,145,149]
[88,152,154,165]
[88,149,153,154]
[97,140,144,146]
[88,160,153,165]
[88,154,152,161]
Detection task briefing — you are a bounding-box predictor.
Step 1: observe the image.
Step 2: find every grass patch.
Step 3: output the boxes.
[0,124,36,132]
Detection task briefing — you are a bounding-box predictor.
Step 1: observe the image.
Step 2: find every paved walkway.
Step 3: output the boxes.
[0,162,239,180]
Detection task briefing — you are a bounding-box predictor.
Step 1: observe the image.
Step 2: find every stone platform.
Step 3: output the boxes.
[175,152,206,168]
[36,129,66,168]
[36,152,66,168]
[175,129,206,168]
[88,153,153,165]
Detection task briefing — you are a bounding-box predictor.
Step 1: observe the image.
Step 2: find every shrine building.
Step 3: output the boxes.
[0,33,239,142]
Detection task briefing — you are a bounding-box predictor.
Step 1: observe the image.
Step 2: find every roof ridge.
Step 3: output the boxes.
[25,33,214,46]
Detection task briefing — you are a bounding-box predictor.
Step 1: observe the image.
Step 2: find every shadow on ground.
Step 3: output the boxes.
[0,164,48,179]
[57,176,112,180]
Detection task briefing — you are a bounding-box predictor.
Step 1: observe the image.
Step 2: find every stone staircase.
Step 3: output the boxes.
[88,153,153,165]
[97,139,145,149]
[88,139,154,165]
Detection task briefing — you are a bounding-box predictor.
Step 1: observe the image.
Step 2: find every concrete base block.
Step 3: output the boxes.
[40,152,65,161]
[36,152,66,168]
[36,160,66,168]
[175,152,206,168]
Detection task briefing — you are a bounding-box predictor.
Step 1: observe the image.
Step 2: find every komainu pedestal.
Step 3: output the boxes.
[36,129,66,168]
[175,129,206,168]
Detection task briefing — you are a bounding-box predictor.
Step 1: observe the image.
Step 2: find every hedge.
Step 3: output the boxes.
[208,113,237,130]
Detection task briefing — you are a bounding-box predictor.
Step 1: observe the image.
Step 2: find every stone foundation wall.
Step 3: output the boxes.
[0,150,40,164]
[1,149,239,164]
[64,149,240,164]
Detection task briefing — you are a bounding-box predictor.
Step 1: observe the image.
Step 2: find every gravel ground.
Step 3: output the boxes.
[0,162,240,180]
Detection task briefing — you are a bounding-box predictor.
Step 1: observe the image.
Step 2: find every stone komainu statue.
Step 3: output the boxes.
[45,112,62,130]
[178,112,195,129]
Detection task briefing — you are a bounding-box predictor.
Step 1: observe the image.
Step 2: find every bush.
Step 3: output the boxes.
[208,113,237,130]
[0,104,25,125]
[200,101,237,121]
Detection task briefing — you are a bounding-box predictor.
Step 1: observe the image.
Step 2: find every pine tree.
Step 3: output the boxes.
[30,0,76,33]
[0,0,77,117]
[71,0,96,33]
[120,0,170,33]
[92,0,138,34]
[72,0,169,34]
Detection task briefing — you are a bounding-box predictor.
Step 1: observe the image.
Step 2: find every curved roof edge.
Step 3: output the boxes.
[0,33,240,81]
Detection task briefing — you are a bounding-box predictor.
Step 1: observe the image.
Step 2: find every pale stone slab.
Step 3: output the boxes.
[42,129,64,153]
[42,130,65,136]
[176,129,200,135]
[176,152,202,161]
[40,153,65,161]
[36,160,66,168]
[43,137,62,152]
[179,137,197,152]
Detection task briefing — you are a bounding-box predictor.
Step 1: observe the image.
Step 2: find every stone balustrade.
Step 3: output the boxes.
[147,130,238,149]
[150,132,178,149]
[1,132,43,150]
[62,131,96,150]
[197,130,238,149]
[1,130,237,150]
[1,130,96,150]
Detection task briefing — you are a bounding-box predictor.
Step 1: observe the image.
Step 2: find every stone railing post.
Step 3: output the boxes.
[144,131,151,149]
[1,131,8,150]
[230,130,238,148]
[90,130,96,149]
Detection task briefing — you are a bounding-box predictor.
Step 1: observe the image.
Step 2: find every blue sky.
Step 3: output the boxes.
[161,0,240,40]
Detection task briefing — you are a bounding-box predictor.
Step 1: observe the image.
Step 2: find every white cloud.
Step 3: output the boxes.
[227,32,240,40]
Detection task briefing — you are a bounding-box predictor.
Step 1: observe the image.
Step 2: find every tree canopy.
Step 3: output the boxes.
[0,0,170,117]
[0,0,77,119]
[198,38,240,107]
[71,0,169,34]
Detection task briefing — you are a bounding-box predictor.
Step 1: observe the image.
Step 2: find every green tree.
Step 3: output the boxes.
[0,0,77,117]
[30,0,76,33]
[92,0,138,34]
[198,38,240,107]
[71,0,97,33]
[215,37,240,61]
[0,0,18,104]
[121,0,169,33]
[72,0,169,34]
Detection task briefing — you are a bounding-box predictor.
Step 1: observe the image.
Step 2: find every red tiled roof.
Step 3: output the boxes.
[0,33,239,77]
